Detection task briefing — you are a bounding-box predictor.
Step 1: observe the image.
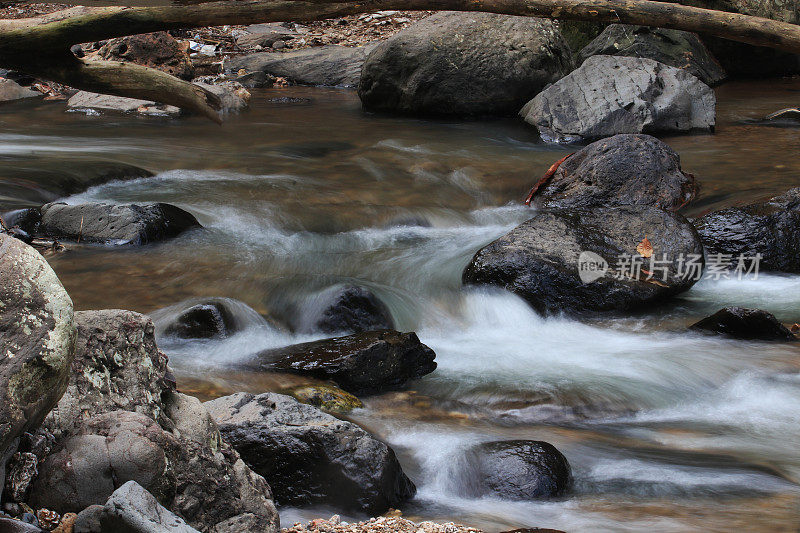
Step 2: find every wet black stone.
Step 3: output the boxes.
[297,285,395,335]
[691,307,798,341]
[164,301,238,339]
[247,329,437,395]
[463,440,572,500]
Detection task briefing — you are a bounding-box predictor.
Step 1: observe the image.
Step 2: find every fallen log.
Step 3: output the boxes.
[1,0,798,121]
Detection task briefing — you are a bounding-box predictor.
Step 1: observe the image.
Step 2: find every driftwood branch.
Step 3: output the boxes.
[1,0,799,120]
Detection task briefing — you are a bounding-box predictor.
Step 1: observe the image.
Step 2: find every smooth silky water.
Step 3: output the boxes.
[2,79,800,531]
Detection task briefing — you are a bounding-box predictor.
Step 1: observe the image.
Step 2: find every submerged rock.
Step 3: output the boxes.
[294,284,394,334]
[578,25,727,86]
[463,440,572,499]
[463,206,704,314]
[205,392,415,514]
[0,234,76,501]
[693,188,800,273]
[284,383,363,413]
[359,12,572,116]
[529,134,697,211]
[248,329,437,394]
[230,45,375,88]
[43,310,172,439]
[691,307,798,341]
[520,55,715,143]
[39,202,200,245]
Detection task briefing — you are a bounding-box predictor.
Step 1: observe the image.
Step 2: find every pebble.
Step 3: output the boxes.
[282,516,483,533]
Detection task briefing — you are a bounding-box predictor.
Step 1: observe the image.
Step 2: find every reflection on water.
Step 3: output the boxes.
[2,80,800,531]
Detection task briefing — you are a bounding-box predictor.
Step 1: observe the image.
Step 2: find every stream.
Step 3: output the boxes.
[2,78,800,531]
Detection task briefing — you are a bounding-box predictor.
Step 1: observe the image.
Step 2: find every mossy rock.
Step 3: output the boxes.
[285,384,363,413]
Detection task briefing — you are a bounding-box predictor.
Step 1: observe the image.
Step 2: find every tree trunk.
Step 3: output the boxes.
[2,0,798,121]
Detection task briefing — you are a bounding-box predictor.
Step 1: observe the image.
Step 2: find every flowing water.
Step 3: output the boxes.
[2,79,800,532]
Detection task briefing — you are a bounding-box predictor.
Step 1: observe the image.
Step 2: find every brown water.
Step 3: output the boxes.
[2,79,800,532]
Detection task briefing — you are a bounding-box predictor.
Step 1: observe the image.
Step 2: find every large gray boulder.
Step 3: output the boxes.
[693,187,800,273]
[520,55,715,143]
[463,205,704,314]
[358,12,573,116]
[205,392,415,515]
[0,234,76,501]
[229,45,375,88]
[578,25,727,86]
[39,202,201,245]
[247,329,437,395]
[528,134,698,211]
[43,310,172,439]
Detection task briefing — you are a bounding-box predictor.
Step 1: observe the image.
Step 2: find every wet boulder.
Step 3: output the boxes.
[162,300,239,340]
[463,440,572,499]
[529,134,697,211]
[520,55,715,143]
[294,284,394,334]
[39,202,201,245]
[284,383,363,413]
[204,392,415,514]
[43,310,172,439]
[578,25,727,86]
[462,206,704,314]
[31,399,279,533]
[359,12,573,116]
[693,188,800,273]
[0,234,76,501]
[248,330,437,395]
[0,518,43,533]
[95,32,194,80]
[229,45,376,88]
[691,307,798,341]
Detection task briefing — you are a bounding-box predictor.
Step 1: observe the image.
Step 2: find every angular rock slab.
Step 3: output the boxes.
[91,481,200,533]
[359,12,573,116]
[43,310,172,439]
[0,234,76,499]
[67,91,181,117]
[0,79,41,103]
[205,392,415,514]
[520,55,715,143]
[693,187,800,273]
[578,25,727,86]
[39,202,200,246]
[248,329,437,394]
[462,206,704,314]
[530,134,697,211]
[691,307,798,341]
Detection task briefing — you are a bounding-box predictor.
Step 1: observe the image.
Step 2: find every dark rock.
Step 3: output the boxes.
[700,37,800,79]
[98,481,200,533]
[359,12,572,116]
[0,79,40,103]
[520,55,715,143]
[235,30,296,49]
[0,517,43,533]
[43,310,172,439]
[248,329,437,395]
[3,208,42,236]
[96,32,194,80]
[578,25,727,86]
[73,506,105,533]
[204,392,415,514]
[530,134,697,211]
[464,440,572,499]
[294,285,394,334]
[0,234,76,501]
[693,188,800,273]
[229,45,376,88]
[162,300,238,339]
[232,71,275,89]
[38,202,200,245]
[19,513,39,527]
[462,205,704,314]
[691,307,798,341]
